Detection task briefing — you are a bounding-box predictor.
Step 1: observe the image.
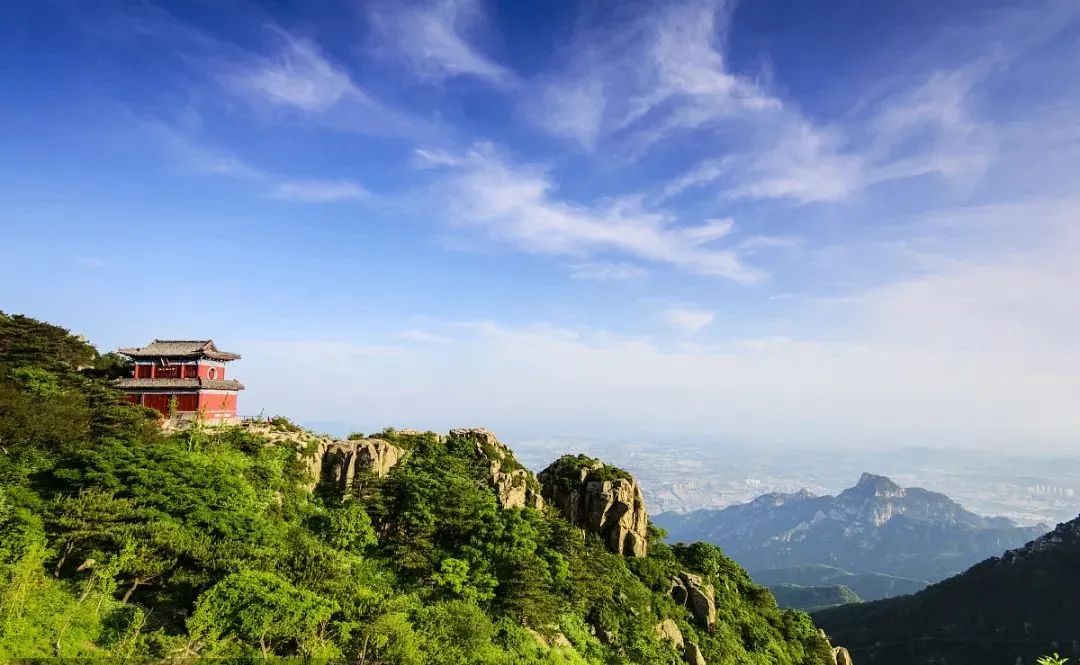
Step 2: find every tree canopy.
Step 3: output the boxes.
[0,312,832,663]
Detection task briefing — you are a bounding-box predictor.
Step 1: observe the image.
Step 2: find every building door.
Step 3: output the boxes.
[143,394,170,415]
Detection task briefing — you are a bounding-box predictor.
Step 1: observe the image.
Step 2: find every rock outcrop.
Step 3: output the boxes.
[684,641,707,665]
[450,428,543,509]
[538,455,649,557]
[671,572,716,632]
[311,438,405,497]
[653,619,684,651]
[240,421,388,497]
[832,646,853,665]
[817,630,854,665]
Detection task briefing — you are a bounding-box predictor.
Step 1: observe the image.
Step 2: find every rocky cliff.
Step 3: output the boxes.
[309,437,405,496]
[538,454,649,557]
[290,424,544,509]
[449,427,543,509]
[245,421,408,497]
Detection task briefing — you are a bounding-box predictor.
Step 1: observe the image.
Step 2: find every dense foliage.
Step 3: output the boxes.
[814,515,1080,664]
[0,313,832,663]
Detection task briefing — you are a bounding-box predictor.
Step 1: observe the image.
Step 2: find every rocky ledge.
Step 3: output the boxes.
[450,427,543,510]
[538,454,649,557]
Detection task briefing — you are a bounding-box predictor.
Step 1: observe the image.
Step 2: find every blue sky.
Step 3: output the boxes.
[2,0,1079,449]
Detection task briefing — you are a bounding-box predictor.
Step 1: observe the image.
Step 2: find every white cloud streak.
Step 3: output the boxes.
[368,0,513,85]
[660,305,716,334]
[243,202,1080,449]
[417,145,763,281]
[145,122,369,205]
[272,180,368,202]
[569,262,649,282]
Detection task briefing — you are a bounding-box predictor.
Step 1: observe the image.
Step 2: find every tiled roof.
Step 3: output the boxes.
[115,378,245,391]
[118,340,241,361]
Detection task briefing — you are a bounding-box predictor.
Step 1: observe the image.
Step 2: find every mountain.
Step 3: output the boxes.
[0,313,839,664]
[655,473,1047,582]
[813,514,1080,664]
[753,564,927,602]
[769,584,862,611]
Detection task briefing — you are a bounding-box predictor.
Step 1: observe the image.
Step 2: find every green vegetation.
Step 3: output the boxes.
[753,564,926,602]
[0,312,832,663]
[814,514,1080,664]
[768,584,862,611]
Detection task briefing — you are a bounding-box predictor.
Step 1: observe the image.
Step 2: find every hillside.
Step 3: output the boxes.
[0,313,838,664]
[654,473,1046,582]
[769,584,862,612]
[752,565,926,602]
[813,515,1080,664]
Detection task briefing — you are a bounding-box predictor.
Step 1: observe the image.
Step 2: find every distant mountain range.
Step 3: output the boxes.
[813,513,1080,664]
[752,564,927,603]
[768,582,862,611]
[655,472,1048,584]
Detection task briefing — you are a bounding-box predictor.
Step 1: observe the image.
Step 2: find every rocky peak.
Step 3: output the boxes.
[538,454,649,557]
[449,427,543,510]
[752,489,815,508]
[849,473,905,499]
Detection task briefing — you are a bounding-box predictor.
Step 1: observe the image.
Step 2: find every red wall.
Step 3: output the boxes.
[197,392,237,415]
[196,362,226,379]
[127,391,237,416]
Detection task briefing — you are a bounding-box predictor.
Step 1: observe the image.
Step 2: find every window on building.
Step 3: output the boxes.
[208,367,217,379]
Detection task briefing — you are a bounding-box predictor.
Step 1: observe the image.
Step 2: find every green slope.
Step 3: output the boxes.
[813,516,1080,665]
[0,312,833,664]
[768,583,862,611]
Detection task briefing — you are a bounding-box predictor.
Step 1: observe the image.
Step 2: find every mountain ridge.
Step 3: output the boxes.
[654,472,1047,582]
[0,312,842,665]
[813,513,1080,664]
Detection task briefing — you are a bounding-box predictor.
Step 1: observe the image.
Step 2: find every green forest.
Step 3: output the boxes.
[0,312,835,664]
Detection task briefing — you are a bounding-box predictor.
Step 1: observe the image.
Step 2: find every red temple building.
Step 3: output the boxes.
[115,340,244,424]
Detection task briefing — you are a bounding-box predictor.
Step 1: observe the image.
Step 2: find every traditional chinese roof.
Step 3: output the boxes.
[117,340,241,361]
[115,378,245,391]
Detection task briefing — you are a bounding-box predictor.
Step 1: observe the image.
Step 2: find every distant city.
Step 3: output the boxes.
[507,437,1080,527]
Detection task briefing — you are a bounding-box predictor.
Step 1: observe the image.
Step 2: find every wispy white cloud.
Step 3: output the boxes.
[246,202,1080,448]
[736,235,803,254]
[78,258,110,270]
[660,305,715,334]
[153,124,268,181]
[528,76,606,149]
[272,180,368,202]
[530,0,1048,207]
[236,30,356,111]
[528,0,867,205]
[368,0,513,85]
[569,262,649,282]
[209,27,424,138]
[397,329,448,343]
[531,0,776,151]
[145,122,369,205]
[417,144,763,282]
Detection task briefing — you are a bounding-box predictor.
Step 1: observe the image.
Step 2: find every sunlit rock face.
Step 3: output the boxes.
[538,455,649,557]
[450,427,543,510]
[310,437,405,496]
[671,571,716,632]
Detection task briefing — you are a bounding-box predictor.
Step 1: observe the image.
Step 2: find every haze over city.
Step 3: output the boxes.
[3,0,1079,451]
